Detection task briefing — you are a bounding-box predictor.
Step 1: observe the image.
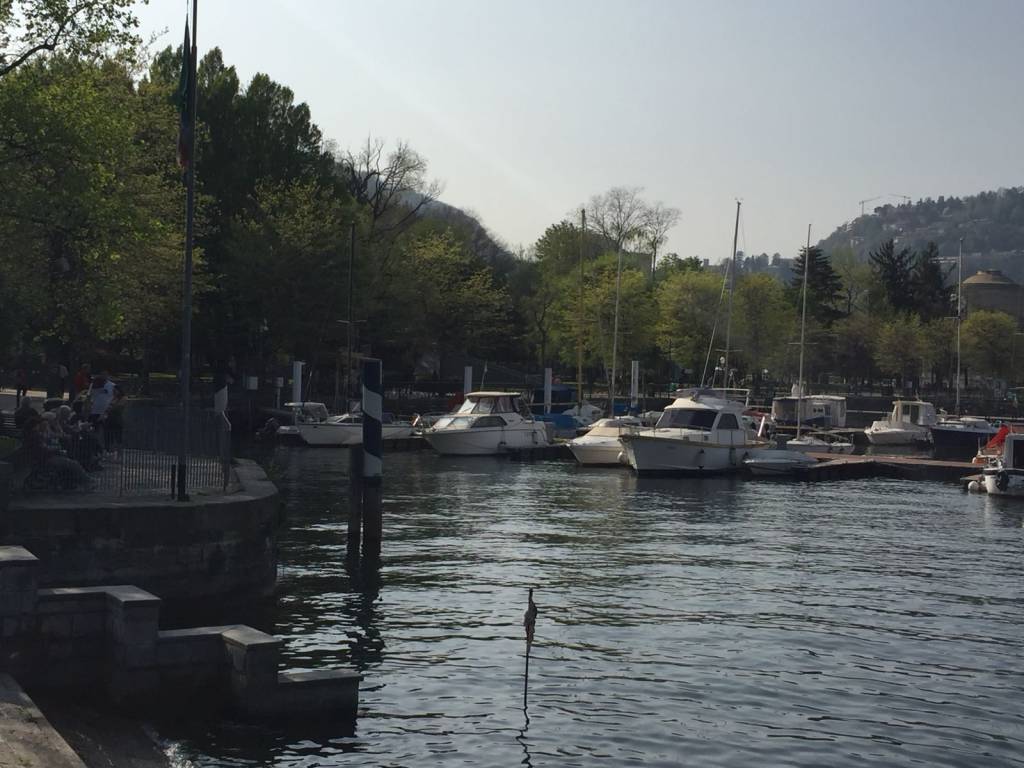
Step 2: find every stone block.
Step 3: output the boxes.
[38,613,73,639]
[222,626,281,698]
[71,611,105,638]
[261,670,362,720]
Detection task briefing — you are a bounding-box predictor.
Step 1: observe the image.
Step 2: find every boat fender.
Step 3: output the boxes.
[698,448,705,470]
[996,470,1009,492]
[617,451,627,465]
[967,479,982,493]
[729,447,736,466]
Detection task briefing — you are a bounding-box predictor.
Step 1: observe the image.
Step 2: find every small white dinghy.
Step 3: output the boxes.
[744,449,818,477]
[567,416,641,466]
[982,433,1024,497]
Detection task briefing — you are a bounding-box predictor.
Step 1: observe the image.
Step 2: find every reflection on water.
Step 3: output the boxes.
[162,448,1024,767]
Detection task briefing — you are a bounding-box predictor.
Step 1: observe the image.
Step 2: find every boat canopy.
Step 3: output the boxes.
[1004,434,1024,469]
[890,400,938,427]
[284,402,329,422]
[456,392,528,416]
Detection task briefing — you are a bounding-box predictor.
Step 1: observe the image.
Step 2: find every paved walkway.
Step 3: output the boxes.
[0,674,86,768]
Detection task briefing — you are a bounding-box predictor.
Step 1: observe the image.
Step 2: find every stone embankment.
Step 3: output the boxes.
[0,459,281,600]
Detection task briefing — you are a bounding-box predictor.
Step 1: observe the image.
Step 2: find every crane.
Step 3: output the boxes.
[858,193,913,217]
[858,196,882,217]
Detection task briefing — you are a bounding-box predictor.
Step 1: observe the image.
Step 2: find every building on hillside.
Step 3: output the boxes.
[963,269,1024,325]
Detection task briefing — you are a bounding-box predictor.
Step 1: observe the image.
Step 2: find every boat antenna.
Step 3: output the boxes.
[796,224,811,440]
[722,200,741,390]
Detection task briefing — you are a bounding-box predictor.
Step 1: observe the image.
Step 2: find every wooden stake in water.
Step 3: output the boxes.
[523,588,538,707]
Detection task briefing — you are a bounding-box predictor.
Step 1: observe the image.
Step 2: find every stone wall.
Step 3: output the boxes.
[0,460,282,601]
[0,547,361,721]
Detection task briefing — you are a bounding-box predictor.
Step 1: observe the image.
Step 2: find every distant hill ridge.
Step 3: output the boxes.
[818,186,1024,281]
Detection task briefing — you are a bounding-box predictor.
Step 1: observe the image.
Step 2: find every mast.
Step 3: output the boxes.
[955,237,963,414]
[577,209,585,411]
[177,0,198,502]
[722,200,741,390]
[610,246,623,415]
[796,224,811,440]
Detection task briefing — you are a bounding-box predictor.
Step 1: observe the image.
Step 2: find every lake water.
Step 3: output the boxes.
[161,447,1024,767]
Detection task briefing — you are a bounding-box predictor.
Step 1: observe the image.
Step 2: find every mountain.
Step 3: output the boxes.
[818,186,1024,280]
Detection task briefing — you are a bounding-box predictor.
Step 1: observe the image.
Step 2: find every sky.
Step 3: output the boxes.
[134,0,1024,262]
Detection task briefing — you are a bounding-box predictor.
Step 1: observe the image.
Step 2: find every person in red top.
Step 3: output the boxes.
[71,363,91,401]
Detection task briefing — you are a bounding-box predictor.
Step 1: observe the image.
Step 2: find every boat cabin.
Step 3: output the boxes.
[585,417,641,437]
[888,399,938,427]
[434,391,532,430]
[656,390,749,433]
[284,402,329,424]
[771,395,847,428]
[1001,434,1024,468]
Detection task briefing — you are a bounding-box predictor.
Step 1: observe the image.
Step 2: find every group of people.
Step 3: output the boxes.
[13,365,127,491]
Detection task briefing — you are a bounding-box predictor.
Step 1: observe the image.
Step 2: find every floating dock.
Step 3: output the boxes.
[802,453,977,483]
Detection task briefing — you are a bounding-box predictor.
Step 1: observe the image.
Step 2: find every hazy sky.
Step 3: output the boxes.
[135,0,1024,262]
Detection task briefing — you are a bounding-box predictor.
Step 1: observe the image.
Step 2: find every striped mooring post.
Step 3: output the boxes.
[361,358,384,556]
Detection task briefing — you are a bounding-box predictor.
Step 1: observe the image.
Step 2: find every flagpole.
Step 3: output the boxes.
[177,0,198,502]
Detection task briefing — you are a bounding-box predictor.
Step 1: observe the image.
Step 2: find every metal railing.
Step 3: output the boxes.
[15,405,232,497]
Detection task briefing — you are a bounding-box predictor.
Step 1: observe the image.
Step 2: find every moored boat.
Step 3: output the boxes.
[982,433,1024,497]
[931,415,997,458]
[785,431,855,454]
[424,391,550,455]
[744,448,818,477]
[864,399,937,445]
[297,411,414,446]
[567,416,641,466]
[621,388,767,475]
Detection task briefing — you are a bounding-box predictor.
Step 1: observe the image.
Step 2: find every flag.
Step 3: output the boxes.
[177,20,194,171]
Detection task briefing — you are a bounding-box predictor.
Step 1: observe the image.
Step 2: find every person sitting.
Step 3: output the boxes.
[13,396,36,429]
[23,416,94,490]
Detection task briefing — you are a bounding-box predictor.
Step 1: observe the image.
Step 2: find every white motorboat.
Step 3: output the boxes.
[744,449,818,477]
[567,417,641,466]
[620,389,768,475]
[424,391,550,455]
[982,434,1024,497]
[277,401,330,439]
[785,431,855,455]
[864,399,937,445]
[297,411,414,446]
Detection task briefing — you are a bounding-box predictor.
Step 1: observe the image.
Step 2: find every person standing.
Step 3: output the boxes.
[87,372,115,429]
[14,366,28,406]
[71,363,91,401]
[57,363,69,400]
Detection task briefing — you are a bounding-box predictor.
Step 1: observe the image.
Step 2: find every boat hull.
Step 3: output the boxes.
[567,438,626,466]
[931,424,996,458]
[864,425,931,446]
[982,466,1024,497]
[623,435,759,475]
[425,424,549,456]
[297,423,414,446]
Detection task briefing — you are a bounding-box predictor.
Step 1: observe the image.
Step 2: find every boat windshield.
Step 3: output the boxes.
[456,396,515,415]
[655,408,717,431]
[434,416,473,429]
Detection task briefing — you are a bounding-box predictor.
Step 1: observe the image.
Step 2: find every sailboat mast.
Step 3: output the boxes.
[578,208,585,411]
[722,200,741,389]
[955,236,963,414]
[796,224,811,440]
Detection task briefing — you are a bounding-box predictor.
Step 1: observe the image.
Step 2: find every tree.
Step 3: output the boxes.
[0,57,183,364]
[830,244,873,315]
[341,136,442,239]
[833,313,880,386]
[585,187,648,252]
[0,0,140,78]
[733,274,796,382]
[912,241,949,321]
[790,246,843,323]
[656,269,726,383]
[641,201,681,277]
[869,239,915,314]
[874,316,925,387]
[961,310,1017,381]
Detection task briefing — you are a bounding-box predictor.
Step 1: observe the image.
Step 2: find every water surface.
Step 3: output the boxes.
[163,448,1024,767]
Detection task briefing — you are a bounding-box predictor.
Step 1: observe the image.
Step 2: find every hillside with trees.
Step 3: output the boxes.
[818,187,1024,281]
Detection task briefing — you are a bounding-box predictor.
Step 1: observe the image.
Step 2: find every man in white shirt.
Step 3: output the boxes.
[88,372,115,425]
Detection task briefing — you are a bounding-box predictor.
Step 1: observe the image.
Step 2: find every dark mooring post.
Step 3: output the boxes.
[347,446,363,556]
[361,358,383,557]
